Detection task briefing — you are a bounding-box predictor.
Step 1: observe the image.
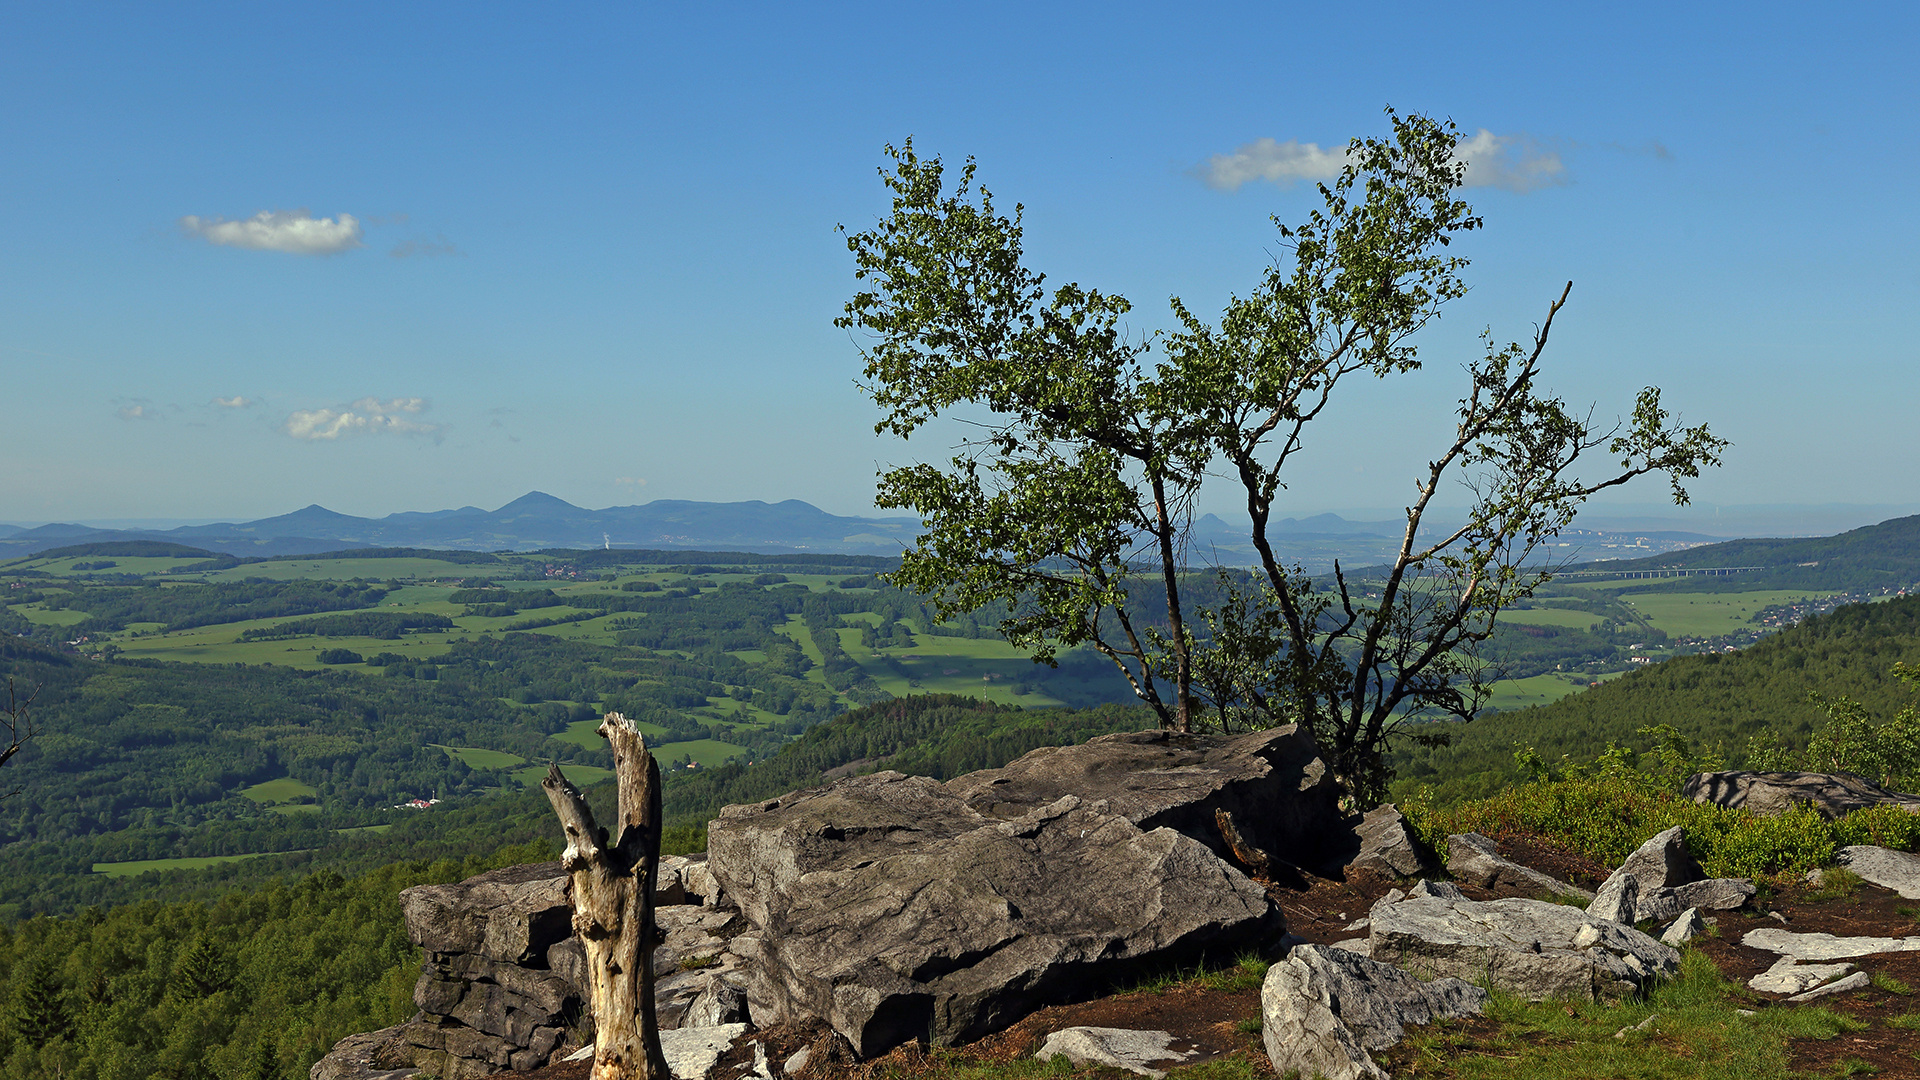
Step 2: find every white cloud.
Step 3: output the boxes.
[1197,128,1567,193]
[180,209,364,255]
[1196,138,1349,191]
[211,395,254,409]
[614,476,648,490]
[117,404,154,421]
[284,397,442,441]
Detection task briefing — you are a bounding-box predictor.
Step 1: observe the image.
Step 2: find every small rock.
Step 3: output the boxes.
[1768,910,1789,924]
[1034,1028,1195,1079]
[1262,944,1488,1080]
[1838,846,1920,900]
[1636,878,1757,925]
[1788,970,1871,1002]
[1446,833,1593,901]
[1613,1014,1658,1038]
[1749,957,1854,995]
[684,976,749,1028]
[782,1046,812,1076]
[1343,918,1371,932]
[1660,908,1706,947]
[1408,879,1467,901]
[1330,938,1372,957]
[563,1044,595,1062]
[1805,868,1827,886]
[1617,827,1705,891]
[1346,804,1435,878]
[1587,870,1639,925]
[1736,1008,1756,1016]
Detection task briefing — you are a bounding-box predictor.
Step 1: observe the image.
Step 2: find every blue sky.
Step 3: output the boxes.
[4,2,1916,533]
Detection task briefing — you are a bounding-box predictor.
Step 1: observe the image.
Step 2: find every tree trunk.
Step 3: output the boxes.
[542,712,670,1080]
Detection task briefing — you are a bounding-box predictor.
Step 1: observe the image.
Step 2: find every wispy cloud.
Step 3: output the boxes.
[117,404,155,421]
[614,476,648,491]
[1453,130,1567,192]
[180,209,364,255]
[284,397,442,441]
[210,395,255,409]
[1196,128,1566,193]
[390,234,462,259]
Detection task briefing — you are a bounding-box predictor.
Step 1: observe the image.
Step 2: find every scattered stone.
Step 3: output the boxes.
[1684,771,1920,819]
[1261,944,1488,1080]
[1742,927,1920,961]
[1805,868,1827,886]
[1330,938,1372,957]
[1768,910,1790,924]
[1737,1009,1756,1016]
[1789,970,1872,1002]
[1749,957,1854,995]
[1445,833,1594,901]
[1613,1014,1657,1039]
[562,1044,595,1062]
[1345,804,1435,879]
[1369,894,1678,1000]
[1408,879,1467,901]
[1033,1028,1196,1079]
[660,1024,749,1080]
[1838,846,1920,899]
[1343,918,1371,932]
[782,1046,812,1076]
[1660,908,1706,947]
[707,728,1313,1055]
[1587,870,1640,925]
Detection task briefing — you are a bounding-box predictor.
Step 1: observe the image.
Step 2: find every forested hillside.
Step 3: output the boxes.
[1394,593,1920,802]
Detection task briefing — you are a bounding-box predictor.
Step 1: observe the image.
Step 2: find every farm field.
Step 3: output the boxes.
[1618,590,1840,638]
[1500,606,1604,630]
[1480,670,1625,712]
[240,777,318,803]
[92,852,286,877]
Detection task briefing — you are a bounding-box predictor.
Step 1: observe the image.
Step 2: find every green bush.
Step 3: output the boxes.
[316,648,363,665]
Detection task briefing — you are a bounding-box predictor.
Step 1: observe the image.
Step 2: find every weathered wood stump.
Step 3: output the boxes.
[541,712,670,1080]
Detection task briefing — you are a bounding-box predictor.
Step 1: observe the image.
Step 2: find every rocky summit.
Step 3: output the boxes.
[704,726,1341,1055]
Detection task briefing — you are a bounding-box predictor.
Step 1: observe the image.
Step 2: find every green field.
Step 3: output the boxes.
[92,852,285,877]
[846,631,1068,707]
[1480,670,1626,712]
[550,716,669,749]
[433,745,526,769]
[14,604,91,627]
[1618,590,1840,638]
[647,740,751,768]
[3,555,211,576]
[509,763,616,789]
[201,557,493,581]
[1501,607,1604,630]
[239,777,319,803]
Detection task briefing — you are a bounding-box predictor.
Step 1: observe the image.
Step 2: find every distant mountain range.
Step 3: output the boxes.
[0,493,1749,566]
[0,492,922,558]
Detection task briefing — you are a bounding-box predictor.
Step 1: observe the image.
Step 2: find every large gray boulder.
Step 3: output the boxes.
[1262,943,1489,1080]
[707,727,1322,1056]
[1684,771,1920,819]
[1635,878,1756,926]
[1369,894,1679,1000]
[1445,833,1594,900]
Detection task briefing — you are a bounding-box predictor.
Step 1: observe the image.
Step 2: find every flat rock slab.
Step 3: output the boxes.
[660,1024,749,1080]
[1369,895,1678,1001]
[1742,927,1920,961]
[1791,970,1872,1002]
[1750,957,1854,995]
[1034,1028,1197,1079]
[1636,878,1757,926]
[708,731,1304,1057]
[1839,846,1920,899]
[1262,944,1487,1080]
[1446,833,1594,901]
[401,862,572,965]
[1685,771,1920,819]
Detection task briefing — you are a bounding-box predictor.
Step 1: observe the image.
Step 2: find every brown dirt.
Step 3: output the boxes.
[518,832,1920,1078]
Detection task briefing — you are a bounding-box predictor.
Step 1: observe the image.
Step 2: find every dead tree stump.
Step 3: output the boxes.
[542,712,671,1080]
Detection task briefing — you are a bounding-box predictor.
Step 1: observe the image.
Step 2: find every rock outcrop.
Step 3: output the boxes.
[1033,1028,1199,1079]
[1369,893,1679,1000]
[1584,827,1754,925]
[706,727,1326,1056]
[1261,943,1489,1080]
[1684,771,1920,819]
